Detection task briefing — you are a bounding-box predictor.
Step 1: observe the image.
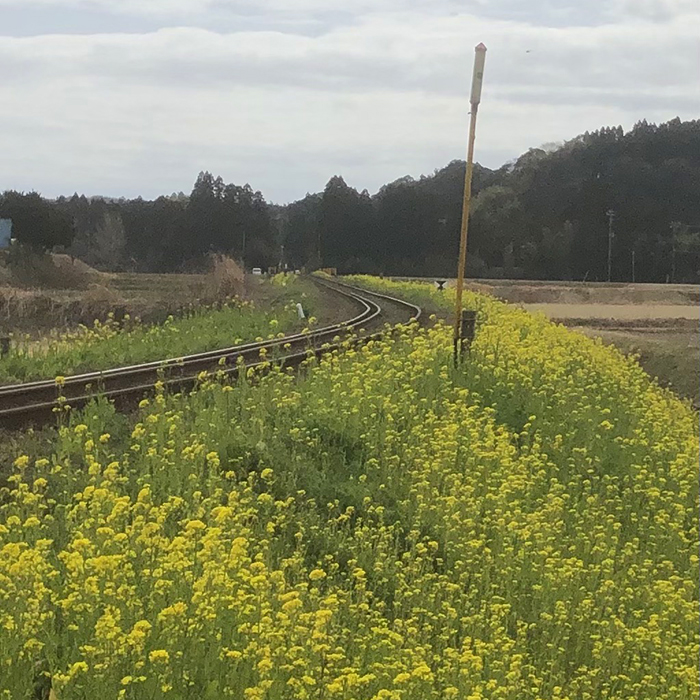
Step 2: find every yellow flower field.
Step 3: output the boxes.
[1,277,697,699]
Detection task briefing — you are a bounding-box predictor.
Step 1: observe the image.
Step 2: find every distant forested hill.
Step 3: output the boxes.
[2,118,698,282]
[284,117,700,282]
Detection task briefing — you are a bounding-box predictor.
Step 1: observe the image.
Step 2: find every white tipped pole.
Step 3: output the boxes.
[470,42,487,105]
[454,42,487,362]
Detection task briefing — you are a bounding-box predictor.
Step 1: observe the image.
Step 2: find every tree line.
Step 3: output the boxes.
[2,117,699,282]
[0,172,276,272]
[285,117,700,282]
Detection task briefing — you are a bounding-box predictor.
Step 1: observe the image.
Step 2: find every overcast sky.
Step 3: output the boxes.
[0,0,698,202]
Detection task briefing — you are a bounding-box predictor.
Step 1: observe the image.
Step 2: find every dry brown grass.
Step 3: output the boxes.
[0,283,130,334]
[0,255,249,335]
[81,283,127,310]
[51,253,102,279]
[525,303,699,327]
[202,254,245,299]
[399,277,699,306]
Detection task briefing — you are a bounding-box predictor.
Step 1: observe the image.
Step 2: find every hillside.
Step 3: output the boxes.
[284,118,700,282]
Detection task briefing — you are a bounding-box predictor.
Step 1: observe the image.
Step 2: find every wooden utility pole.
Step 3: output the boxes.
[606,209,615,283]
[454,42,486,362]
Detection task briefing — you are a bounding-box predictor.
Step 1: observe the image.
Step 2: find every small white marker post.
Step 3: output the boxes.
[453,42,486,362]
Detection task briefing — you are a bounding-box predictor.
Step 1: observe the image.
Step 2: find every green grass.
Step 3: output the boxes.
[580,328,700,406]
[0,277,313,384]
[378,277,699,407]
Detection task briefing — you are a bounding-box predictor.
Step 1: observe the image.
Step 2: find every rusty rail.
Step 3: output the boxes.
[0,277,420,429]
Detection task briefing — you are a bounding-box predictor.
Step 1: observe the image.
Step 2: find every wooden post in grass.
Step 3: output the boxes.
[459,309,477,354]
[454,42,486,363]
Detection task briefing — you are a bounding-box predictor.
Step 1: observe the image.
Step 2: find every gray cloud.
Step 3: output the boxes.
[2,0,698,31]
[3,15,697,100]
[0,2,698,201]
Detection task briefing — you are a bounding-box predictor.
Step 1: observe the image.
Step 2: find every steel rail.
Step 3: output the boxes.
[0,277,420,428]
[0,279,374,397]
[318,277,423,325]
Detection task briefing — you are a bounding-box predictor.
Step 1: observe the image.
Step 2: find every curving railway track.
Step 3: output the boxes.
[0,277,421,429]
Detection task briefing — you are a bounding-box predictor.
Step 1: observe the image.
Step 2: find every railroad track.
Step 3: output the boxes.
[0,277,421,429]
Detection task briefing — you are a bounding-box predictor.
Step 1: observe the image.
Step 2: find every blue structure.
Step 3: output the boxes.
[0,219,11,249]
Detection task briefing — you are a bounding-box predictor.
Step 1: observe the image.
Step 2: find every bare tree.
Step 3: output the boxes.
[71,211,126,270]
